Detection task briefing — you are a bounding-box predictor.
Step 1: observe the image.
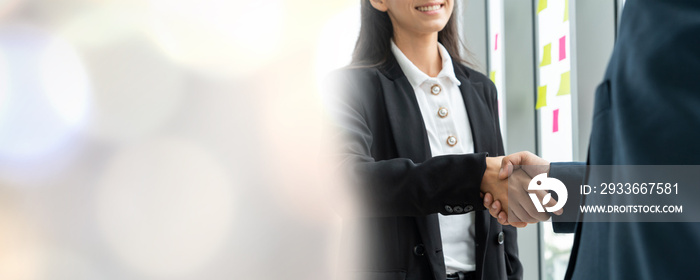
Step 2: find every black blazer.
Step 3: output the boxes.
[327,54,522,280]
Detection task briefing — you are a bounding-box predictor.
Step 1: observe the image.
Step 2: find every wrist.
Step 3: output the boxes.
[480,157,500,193]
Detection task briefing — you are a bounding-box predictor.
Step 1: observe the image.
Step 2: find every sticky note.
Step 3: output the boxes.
[540,43,551,67]
[564,0,569,22]
[495,33,499,50]
[559,36,566,61]
[557,71,571,96]
[536,85,547,109]
[490,71,496,84]
[537,0,548,14]
[553,109,560,132]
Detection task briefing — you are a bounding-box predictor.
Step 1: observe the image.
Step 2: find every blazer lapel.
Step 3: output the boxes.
[454,62,495,275]
[379,75,431,162]
[379,57,445,280]
[454,64,496,155]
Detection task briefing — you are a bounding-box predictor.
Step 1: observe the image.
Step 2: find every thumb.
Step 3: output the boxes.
[499,152,525,179]
[541,190,564,215]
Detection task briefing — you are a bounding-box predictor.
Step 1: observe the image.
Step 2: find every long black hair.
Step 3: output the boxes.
[350,0,471,68]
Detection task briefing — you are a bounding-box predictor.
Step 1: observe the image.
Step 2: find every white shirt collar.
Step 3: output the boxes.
[390,40,462,87]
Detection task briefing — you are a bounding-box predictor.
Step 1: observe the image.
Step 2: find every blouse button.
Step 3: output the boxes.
[430,84,441,95]
[446,136,457,147]
[437,107,448,118]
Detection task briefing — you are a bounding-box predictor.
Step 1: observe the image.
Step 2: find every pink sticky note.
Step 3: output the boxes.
[495,33,499,50]
[559,36,566,61]
[553,109,560,132]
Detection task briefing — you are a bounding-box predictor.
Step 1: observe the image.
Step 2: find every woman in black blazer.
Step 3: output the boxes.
[328,0,522,279]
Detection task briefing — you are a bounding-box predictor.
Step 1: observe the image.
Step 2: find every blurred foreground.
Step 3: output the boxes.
[0,0,359,279]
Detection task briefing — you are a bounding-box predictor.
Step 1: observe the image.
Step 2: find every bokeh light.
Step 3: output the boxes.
[315,4,360,89]
[80,34,185,143]
[58,10,187,143]
[146,0,284,76]
[0,193,43,280]
[94,137,234,278]
[0,1,360,279]
[0,25,90,159]
[0,0,23,19]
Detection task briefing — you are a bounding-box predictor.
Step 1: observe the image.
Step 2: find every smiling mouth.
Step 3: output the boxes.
[416,3,444,12]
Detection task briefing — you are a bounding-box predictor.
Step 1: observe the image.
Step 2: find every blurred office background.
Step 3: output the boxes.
[0,0,625,279]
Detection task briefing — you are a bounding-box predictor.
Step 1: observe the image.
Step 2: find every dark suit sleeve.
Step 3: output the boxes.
[325,71,488,217]
[548,162,586,233]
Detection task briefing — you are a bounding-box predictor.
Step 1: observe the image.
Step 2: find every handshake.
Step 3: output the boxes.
[479,151,563,228]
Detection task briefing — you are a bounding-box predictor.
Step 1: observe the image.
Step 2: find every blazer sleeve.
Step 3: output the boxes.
[324,70,489,217]
[548,162,586,233]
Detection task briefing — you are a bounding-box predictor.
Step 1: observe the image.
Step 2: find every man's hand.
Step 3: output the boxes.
[498,151,550,180]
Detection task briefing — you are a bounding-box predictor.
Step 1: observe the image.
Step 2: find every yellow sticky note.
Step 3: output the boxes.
[564,0,569,22]
[540,43,552,67]
[536,85,547,109]
[490,71,496,84]
[557,71,571,96]
[537,0,548,14]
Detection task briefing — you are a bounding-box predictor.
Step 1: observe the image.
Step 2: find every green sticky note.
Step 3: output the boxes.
[564,0,569,22]
[540,43,552,67]
[536,85,547,109]
[557,71,571,96]
[537,0,548,14]
[490,71,496,84]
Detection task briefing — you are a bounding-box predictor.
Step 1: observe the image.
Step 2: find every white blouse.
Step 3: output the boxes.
[391,40,476,273]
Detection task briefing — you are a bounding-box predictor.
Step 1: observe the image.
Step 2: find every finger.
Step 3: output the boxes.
[480,192,484,199]
[483,192,493,209]
[511,222,528,228]
[498,157,516,180]
[509,188,543,223]
[489,200,502,218]
[504,195,531,224]
[526,189,563,217]
[507,181,534,223]
[553,208,564,216]
[499,152,526,179]
[541,193,564,216]
[491,199,501,212]
[507,205,528,224]
[511,202,538,223]
[518,152,551,178]
[498,163,514,180]
[519,190,551,222]
[511,170,551,221]
[497,211,508,224]
[541,192,556,208]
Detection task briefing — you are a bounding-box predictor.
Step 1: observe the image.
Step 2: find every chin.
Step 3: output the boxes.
[416,21,449,34]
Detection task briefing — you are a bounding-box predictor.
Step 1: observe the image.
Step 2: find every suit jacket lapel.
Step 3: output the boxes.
[379,76,431,162]
[454,63,496,155]
[379,57,444,280]
[454,62,494,275]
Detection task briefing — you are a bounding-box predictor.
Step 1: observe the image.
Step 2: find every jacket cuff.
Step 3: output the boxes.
[437,152,488,215]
